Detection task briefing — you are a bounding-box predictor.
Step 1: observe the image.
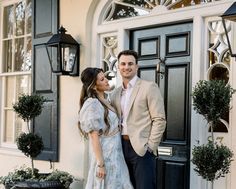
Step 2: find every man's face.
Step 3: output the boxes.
[118,55,138,80]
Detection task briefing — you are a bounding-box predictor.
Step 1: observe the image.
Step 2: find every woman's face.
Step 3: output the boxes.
[95,71,110,92]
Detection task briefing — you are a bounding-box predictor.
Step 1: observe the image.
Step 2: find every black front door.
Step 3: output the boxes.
[130,22,192,189]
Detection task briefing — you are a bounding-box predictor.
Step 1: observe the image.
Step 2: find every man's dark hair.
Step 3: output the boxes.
[117,50,138,64]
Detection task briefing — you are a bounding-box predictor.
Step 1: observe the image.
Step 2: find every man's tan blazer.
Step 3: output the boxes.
[110,78,166,156]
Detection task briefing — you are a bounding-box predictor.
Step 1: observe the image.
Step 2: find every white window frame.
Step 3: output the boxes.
[0,0,32,151]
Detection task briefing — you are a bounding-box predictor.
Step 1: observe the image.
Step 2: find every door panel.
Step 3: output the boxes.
[165,64,189,142]
[165,162,186,189]
[166,32,190,57]
[131,22,192,189]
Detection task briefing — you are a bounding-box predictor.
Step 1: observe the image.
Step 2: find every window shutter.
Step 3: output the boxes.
[32,0,59,161]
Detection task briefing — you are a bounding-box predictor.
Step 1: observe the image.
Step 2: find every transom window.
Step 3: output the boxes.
[103,0,221,22]
[0,0,32,148]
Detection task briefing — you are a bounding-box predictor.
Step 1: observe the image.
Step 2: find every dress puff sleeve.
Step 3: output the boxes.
[79,98,104,133]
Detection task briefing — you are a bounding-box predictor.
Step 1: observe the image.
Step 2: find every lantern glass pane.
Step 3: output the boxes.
[46,45,61,73]
[61,45,77,72]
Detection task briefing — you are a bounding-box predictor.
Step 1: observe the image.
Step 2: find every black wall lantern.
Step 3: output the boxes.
[45,26,80,76]
[221,2,236,58]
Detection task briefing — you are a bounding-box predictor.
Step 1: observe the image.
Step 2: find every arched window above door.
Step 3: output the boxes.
[103,0,222,22]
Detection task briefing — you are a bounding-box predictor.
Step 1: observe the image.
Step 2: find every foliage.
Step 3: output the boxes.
[191,80,235,185]
[12,94,46,175]
[13,94,46,123]
[45,170,74,189]
[17,133,44,158]
[192,80,235,123]
[192,141,233,182]
[0,167,40,185]
[0,167,74,189]
[1,94,75,188]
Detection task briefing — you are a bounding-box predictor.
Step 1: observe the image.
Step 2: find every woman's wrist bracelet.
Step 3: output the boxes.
[97,163,105,168]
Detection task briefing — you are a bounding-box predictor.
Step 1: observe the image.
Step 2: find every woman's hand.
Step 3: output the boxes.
[96,165,106,179]
[89,131,106,179]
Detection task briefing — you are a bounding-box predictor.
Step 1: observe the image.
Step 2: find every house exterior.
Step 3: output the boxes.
[0,0,236,189]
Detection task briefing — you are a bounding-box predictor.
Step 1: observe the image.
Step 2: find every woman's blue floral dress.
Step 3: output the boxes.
[79,98,133,189]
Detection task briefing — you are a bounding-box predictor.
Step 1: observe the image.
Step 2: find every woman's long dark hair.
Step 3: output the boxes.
[78,67,110,138]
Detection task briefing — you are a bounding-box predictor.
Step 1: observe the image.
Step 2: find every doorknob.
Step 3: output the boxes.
[156,57,166,79]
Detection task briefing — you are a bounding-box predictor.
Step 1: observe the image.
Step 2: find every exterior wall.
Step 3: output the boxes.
[1,0,236,189]
[229,22,236,189]
[0,0,96,188]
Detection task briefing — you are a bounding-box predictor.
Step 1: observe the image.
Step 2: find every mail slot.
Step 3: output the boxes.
[158,146,173,156]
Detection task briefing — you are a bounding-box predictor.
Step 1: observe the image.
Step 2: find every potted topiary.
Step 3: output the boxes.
[0,94,74,189]
[0,166,74,189]
[191,80,235,189]
[13,94,45,177]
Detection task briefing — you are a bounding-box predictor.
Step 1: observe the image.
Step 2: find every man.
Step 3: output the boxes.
[110,50,166,189]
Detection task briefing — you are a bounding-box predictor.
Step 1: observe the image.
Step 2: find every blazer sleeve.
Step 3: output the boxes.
[146,82,166,151]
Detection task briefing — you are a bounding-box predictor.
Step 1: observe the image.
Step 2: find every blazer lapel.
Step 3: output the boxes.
[126,78,141,115]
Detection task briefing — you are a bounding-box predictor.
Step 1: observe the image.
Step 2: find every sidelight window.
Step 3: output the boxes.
[207,18,232,132]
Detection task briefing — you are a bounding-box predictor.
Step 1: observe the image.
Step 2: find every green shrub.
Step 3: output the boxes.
[45,170,74,189]
[17,133,44,158]
[12,93,46,176]
[192,80,235,123]
[13,94,46,123]
[192,80,235,184]
[192,141,233,182]
[0,167,74,189]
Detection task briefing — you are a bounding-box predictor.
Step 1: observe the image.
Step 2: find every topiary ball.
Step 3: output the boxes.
[192,140,233,182]
[13,94,46,122]
[16,133,44,158]
[192,80,235,122]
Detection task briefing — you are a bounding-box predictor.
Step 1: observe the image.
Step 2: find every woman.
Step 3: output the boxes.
[78,67,133,189]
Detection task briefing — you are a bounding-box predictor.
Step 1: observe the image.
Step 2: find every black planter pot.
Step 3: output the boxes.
[5,180,64,189]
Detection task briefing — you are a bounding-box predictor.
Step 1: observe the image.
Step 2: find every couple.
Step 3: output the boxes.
[79,50,166,189]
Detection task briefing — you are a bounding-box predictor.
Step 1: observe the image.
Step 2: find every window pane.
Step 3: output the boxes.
[2,40,13,72]
[5,76,15,107]
[26,0,32,34]
[15,116,25,138]
[3,5,14,38]
[4,110,14,143]
[105,2,148,21]
[16,75,31,97]
[16,1,26,36]
[4,75,30,143]
[25,37,32,71]
[14,38,24,71]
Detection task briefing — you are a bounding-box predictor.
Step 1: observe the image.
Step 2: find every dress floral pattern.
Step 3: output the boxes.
[79,98,133,189]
